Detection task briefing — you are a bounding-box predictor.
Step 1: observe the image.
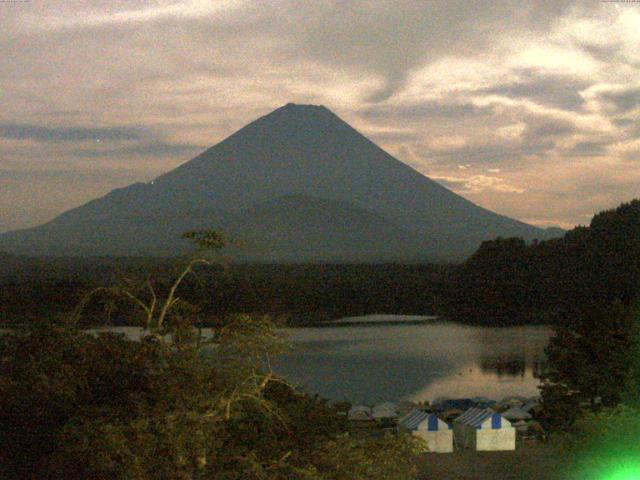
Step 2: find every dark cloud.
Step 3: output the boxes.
[526,119,577,138]
[515,117,577,157]
[567,140,612,157]
[0,168,137,182]
[476,71,592,111]
[420,144,519,166]
[0,123,143,142]
[359,101,490,121]
[613,118,634,128]
[578,42,623,64]
[419,120,562,168]
[366,131,420,144]
[71,141,202,158]
[599,87,640,113]
[268,0,582,101]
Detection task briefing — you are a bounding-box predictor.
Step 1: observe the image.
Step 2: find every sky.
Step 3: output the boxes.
[0,0,638,233]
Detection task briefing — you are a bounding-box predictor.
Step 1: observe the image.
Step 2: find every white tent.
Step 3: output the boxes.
[500,396,527,407]
[501,406,532,422]
[398,409,453,453]
[372,401,399,420]
[347,405,372,421]
[453,408,515,451]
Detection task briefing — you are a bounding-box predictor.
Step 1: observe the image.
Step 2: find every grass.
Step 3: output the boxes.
[416,439,567,480]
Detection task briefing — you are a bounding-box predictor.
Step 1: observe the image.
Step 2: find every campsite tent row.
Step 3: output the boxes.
[348,396,540,422]
[432,396,540,411]
[398,408,515,452]
[347,402,400,421]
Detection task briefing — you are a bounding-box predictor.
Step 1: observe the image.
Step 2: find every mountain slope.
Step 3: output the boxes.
[218,194,431,262]
[0,103,559,260]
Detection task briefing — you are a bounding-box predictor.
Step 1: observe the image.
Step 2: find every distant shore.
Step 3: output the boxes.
[320,314,438,327]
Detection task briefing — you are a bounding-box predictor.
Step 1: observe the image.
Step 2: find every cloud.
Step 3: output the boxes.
[71,141,202,159]
[0,0,638,232]
[41,0,248,30]
[567,140,612,157]
[591,85,640,113]
[0,124,143,142]
[432,174,525,194]
[475,70,592,111]
[359,101,489,120]
[525,118,577,138]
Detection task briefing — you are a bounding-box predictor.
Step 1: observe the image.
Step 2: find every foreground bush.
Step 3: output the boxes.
[1,232,422,479]
[0,320,421,479]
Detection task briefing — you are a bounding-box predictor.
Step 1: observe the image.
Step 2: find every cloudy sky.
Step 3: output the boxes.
[1,0,638,232]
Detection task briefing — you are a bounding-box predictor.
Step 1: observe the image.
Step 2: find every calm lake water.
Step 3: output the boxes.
[274,316,552,404]
[10,315,551,404]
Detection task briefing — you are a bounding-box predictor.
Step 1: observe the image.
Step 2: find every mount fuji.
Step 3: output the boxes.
[0,103,560,261]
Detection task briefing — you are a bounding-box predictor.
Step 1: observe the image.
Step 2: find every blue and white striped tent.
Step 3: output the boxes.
[453,408,515,451]
[455,407,506,429]
[398,410,453,453]
[399,410,450,431]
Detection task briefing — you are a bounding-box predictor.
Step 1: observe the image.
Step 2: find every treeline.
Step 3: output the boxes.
[439,199,640,326]
[0,260,450,326]
[5,199,639,330]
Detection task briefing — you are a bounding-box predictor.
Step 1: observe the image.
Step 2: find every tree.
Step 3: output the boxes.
[554,302,640,478]
[536,201,640,429]
[539,301,635,430]
[0,230,422,479]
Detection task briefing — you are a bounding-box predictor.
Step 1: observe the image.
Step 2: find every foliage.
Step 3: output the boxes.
[538,201,640,429]
[0,321,421,479]
[0,232,422,479]
[439,199,640,327]
[0,262,446,327]
[553,301,640,480]
[438,237,550,325]
[538,301,634,429]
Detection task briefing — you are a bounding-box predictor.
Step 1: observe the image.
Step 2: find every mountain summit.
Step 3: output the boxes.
[0,103,558,260]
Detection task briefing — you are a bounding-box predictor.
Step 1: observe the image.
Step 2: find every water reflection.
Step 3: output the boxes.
[275,318,552,403]
[480,354,526,378]
[82,319,553,403]
[479,354,546,379]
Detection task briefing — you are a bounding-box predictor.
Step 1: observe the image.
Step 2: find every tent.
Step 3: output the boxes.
[501,406,532,422]
[500,396,527,407]
[453,408,515,451]
[348,405,372,421]
[471,396,492,404]
[433,398,475,413]
[398,409,453,453]
[372,401,399,420]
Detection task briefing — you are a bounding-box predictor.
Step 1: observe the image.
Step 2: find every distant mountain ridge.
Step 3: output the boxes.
[0,103,562,261]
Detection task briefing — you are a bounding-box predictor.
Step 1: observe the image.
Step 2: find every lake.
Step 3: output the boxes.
[48,315,551,404]
[274,315,552,404]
